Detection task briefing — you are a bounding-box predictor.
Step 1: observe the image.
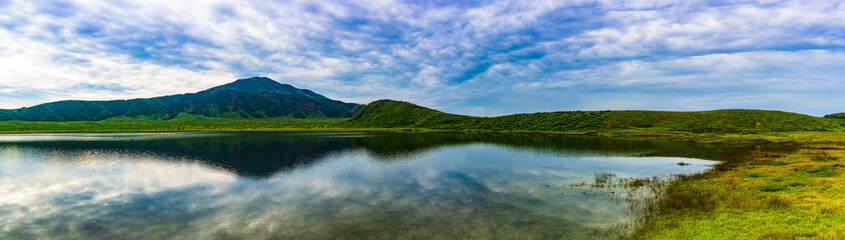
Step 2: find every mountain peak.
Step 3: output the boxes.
[206,77,327,100]
[234,76,276,83]
[0,76,363,121]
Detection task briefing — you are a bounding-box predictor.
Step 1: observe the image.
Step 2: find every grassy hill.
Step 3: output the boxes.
[0,77,363,121]
[343,100,843,133]
[1,98,840,134]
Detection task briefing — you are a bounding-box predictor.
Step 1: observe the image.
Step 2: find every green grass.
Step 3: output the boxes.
[631,132,845,239]
[0,113,345,133]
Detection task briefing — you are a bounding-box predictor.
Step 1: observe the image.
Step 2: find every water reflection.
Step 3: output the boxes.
[0,132,722,179]
[0,132,718,239]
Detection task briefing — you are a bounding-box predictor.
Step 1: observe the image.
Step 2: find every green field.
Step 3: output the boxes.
[0,113,346,133]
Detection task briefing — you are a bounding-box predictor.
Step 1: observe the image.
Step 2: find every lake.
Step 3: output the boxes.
[0,132,719,239]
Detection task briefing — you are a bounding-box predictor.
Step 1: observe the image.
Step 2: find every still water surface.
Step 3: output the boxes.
[0,132,718,239]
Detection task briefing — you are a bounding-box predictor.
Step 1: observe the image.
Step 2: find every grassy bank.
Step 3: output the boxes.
[630,131,845,239]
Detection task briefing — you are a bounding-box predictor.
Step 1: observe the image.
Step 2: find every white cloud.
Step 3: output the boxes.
[0,0,844,115]
[0,27,237,108]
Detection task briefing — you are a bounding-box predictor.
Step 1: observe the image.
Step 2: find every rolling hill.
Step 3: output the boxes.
[343,100,843,133]
[0,77,363,121]
[0,86,840,134]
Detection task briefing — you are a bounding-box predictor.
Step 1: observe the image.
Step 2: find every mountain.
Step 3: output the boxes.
[343,100,843,133]
[0,77,363,121]
[204,77,328,99]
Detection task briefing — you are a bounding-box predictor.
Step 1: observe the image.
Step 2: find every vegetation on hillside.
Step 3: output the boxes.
[1,99,840,134]
[343,100,843,133]
[0,77,363,121]
[824,112,845,119]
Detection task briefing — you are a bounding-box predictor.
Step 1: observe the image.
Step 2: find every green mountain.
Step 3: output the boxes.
[344,100,843,133]
[0,77,363,121]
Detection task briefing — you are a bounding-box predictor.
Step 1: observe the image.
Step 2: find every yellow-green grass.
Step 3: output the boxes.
[632,131,845,239]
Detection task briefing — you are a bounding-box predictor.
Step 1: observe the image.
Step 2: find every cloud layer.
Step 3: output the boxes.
[1,0,844,116]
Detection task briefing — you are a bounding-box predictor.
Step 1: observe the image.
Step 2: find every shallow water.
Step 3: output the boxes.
[0,132,717,239]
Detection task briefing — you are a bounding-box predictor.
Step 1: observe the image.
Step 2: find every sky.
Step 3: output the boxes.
[0,0,844,116]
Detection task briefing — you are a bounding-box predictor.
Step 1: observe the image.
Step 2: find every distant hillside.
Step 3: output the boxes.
[344,100,842,133]
[824,112,845,120]
[0,77,363,121]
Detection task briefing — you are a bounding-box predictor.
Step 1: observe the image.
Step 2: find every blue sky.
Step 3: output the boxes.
[1,0,844,116]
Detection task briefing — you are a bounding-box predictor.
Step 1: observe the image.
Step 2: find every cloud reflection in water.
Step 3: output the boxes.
[0,132,717,239]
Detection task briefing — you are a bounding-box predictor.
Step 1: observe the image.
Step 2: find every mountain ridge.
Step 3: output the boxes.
[342,99,843,133]
[204,77,329,100]
[0,77,363,121]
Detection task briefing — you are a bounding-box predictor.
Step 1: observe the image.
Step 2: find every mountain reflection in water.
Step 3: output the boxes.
[0,132,722,179]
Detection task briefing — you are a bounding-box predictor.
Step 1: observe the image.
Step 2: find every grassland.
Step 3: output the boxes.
[1,99,844,239]
[629,132,845,239]
[0,113,346,133]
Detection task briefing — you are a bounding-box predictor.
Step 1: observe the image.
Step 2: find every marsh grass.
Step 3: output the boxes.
[631,132,845,239]
[751,160,793,166]
[793,165,843,178]
[738,172,769,178]
[809,151,840,162]
[574,173,701,238]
